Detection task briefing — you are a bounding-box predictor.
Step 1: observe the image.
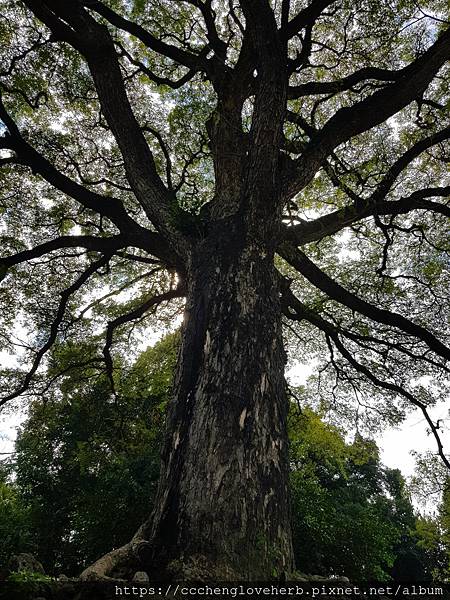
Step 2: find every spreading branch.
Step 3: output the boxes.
[0,235,128,271]
[173,0,227,61]
[0,254,111,406]
[286,186,450,246]
[285,125,450,245]
[280,0,336,41]
[284,27,450,198]
[279,243,450,363]
[82,0,210,71]
[103,286,184,389]
[21,0,192,255]
[0,98,180,269]
[288,66,401,99]
[281,285,450,470]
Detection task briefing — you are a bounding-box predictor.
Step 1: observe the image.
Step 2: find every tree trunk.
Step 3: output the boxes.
[143,222,294,580]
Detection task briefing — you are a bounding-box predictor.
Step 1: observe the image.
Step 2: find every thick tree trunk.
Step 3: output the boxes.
[78,5,291,580]
[142,223,294,579]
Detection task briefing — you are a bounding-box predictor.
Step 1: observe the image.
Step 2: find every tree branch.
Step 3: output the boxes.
[172,0,227,61]
[331,333,450,471]
[281,285,450,470]
[0,96,132,230]
[0,234,127,271]
[284,27,450,198]
[21,0,191,256]
[82,0,209,70]
[238,0,288,235]
[103,286,184,389]
[0,254,111,406]
[0,95,180,269]
[285,125,450,244]
[280,0,336,41]
[116,41,199,90]
[288,66,401,99]
[278,243,450,362]
[285,186,450,245]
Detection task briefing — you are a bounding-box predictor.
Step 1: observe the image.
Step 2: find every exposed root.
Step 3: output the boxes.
[78,520,238,582]
[79,539,237,583]
[79,541,133,581]
[79,523,154,581]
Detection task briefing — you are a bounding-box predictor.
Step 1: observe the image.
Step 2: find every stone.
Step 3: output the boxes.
[132,571,150,582]
[8,553,45,574]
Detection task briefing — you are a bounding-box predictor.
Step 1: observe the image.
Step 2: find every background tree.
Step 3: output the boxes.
[405,455,450,579]
[0,0,449,580]
[0,464,33,575]
[289,408,433,580]
[9,333,178,575]
[412,513,448,581]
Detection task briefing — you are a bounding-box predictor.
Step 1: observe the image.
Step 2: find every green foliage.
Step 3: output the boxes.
[9,332,178,575]
[5,571,54,600]
[437,481,450,578]
[0,469,34,571]
[6,571,52,583]
[289,408,439,580]
[412,515,448,580]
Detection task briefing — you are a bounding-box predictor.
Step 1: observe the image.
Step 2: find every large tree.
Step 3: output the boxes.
[0,0,449,581]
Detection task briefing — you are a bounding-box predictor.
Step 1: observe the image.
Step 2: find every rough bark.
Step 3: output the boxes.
[141,221,294,580]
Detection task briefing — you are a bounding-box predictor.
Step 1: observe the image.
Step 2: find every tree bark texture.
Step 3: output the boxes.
[143,224,294,579]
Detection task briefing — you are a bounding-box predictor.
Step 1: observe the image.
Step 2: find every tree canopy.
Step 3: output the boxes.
[0,0,449,452]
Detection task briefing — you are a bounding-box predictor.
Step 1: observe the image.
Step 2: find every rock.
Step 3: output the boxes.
[132,571,150,582]
[8,553,45,574]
